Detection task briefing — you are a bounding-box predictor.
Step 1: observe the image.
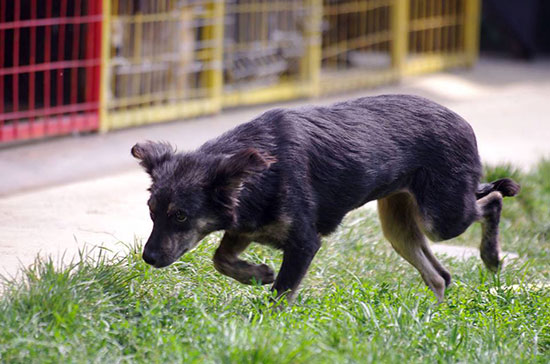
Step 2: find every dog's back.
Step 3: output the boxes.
[200,94,482,236]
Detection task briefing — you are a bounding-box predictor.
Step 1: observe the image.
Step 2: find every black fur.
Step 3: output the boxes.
[132,94,519,300]
[476,178,521,199]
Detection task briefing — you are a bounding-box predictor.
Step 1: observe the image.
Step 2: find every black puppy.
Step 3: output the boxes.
[132,95,519,302]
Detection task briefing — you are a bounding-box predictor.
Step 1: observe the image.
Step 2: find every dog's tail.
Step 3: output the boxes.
[476,178,521,199]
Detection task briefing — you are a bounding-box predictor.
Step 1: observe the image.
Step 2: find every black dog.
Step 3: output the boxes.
[132,95,519,302]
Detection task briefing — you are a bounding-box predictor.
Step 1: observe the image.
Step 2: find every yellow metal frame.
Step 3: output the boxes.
[304,0,323,98]
[319,0,398,95]
[464,0,481,66]
[222,82,314,108]
[319,0,480,95]
[392,0,409,72]
[99,0,480,130]
[403,0,477,76]
[100,1,225,130]
[221,0,321,107]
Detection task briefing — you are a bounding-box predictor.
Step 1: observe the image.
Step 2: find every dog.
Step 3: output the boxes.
[131,94,520,303]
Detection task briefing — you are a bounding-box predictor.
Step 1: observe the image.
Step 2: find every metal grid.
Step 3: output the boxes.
[1,0,480,141]
[320,0,396,94]
[404,0,477,74]
[222,0,320,106]
[320,0,479,94]
[101,0,224,130]
[408,0,464,55]
[0,0,102,143]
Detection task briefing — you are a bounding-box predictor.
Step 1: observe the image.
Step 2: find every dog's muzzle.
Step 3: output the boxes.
[142,247,189,268]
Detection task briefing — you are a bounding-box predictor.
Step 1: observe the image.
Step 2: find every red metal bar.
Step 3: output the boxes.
[0,0,103,143]
[0,0,6,119]
[84,1,96,102]
[56,0,68,109]
[0,113,98,143]
[0,102,99,122]
[0,15,103,30]
[84,0,96,129]
[92,0,102,129]
[70,0,82,130]
[44,0,53,135]
[13,0,20,115]
[29,0,37,124]
[0,59,101,76]
[44,0,52,133]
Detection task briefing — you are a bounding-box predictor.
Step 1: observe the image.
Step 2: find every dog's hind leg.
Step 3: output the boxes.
[476,191,503,272]
[421,244,452,288]
[213,232,275,285]
[378,192,449,302]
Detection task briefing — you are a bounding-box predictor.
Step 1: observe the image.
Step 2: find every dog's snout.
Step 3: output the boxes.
[142,249,160,266]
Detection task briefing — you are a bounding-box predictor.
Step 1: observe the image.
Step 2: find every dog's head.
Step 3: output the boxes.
[131,141,274,268]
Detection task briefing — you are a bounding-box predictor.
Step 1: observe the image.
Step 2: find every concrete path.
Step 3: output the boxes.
[1,57,548,278]
[0,172,151,279]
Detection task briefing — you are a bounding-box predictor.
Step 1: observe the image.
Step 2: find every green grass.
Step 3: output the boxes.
[1,161,550,363]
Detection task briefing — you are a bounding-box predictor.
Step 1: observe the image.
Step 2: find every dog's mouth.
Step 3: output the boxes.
[152,261,171,268]
[149,247,190,268]
[144,233,205,268]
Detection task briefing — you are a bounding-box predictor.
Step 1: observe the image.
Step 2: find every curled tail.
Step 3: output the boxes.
[476,178,521,199]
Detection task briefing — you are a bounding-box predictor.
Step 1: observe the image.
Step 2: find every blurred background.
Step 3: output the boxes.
[1,0,549,277]
[1,0,548,144]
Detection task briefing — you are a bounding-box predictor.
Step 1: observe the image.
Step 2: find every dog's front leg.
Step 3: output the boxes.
[272,231,321,302]
[213,232,275,285]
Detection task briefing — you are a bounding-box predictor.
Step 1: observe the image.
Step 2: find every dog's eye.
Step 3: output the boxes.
[174,210,187,223]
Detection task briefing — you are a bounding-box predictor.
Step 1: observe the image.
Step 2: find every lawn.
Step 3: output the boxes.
[1,161,549,363]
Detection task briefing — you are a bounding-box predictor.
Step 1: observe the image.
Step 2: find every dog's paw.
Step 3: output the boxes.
[481,249,501,272]
[253,263,275,285]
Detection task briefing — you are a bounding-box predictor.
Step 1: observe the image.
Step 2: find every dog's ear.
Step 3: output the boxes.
[211,148,276,207]
[214,148,275,187]
[131,141,174,175]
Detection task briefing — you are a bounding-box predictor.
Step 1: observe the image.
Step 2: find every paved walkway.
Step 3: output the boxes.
[1,57,549,278]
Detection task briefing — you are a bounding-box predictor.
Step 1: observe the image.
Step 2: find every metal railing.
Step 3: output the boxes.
[0,0,102,142]
[0,0,480,140]
[319,0,480,95]
[320,0,396,94]
[221,0,320,106]
[404,0,479,75]
[99,0,224,130]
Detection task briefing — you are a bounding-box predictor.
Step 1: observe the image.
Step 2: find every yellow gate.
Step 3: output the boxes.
[221,0,322,107]
[100,0,224,130]
[320,0,480,95]
[99,0,480,129]
[404,0,480,75]
[320,0,397,95]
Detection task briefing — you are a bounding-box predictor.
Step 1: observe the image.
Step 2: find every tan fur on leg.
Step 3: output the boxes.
[213,233,275,285]
[378,193,448,302]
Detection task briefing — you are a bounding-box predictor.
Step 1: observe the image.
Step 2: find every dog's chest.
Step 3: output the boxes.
[240,218,291,248]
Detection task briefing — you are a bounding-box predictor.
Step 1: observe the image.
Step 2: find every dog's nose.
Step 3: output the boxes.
[142,250,159,266]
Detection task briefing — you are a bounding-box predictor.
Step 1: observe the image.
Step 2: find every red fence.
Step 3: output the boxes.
[0,0,102,143]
